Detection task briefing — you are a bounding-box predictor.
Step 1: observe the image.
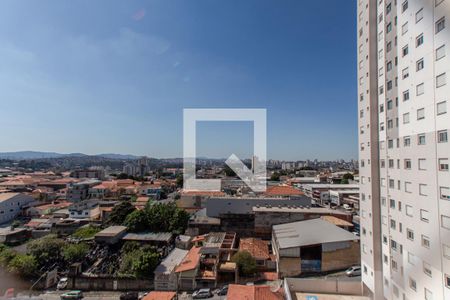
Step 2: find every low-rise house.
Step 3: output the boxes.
[138,184,162,200]
[226,284,284,300]
[70,169,105,180]
[154,248,189,291]
[175,246,202,291]
[51,219,85,236]
[68,200,100,220]
[95,226,127,245]
[67,179,101,202]
[142,291,176,300]
[239,238,275,270]
[0,228,30,245]
[0,193,35,224]
[272,218,360,277]
[25,201,71,217]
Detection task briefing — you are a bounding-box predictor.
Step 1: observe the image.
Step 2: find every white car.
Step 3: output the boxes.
[57,278,68,290]
[345,266,362,277]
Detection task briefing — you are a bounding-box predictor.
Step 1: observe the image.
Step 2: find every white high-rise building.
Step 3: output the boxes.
[357,0,450,299]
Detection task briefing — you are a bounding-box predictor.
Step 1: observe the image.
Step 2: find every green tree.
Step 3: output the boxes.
[340,178,350,184]
[132,251,159,278]
[7,254,37,278]
[27,235,64,268]
[342,173,354,180]
[176,174,183,188]
[232,251,257,276]
[107,201,136,225]
[270,172,281,181]
[0,245,17,267]
[124,210,149,232]
[62,243,90,263]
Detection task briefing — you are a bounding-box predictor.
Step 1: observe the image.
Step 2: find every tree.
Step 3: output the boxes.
[132,251,159,279]
[27,235,64,268]
[340,178,350,184]
[232,251,257,276]
[107,201,136,225]
[342,173,354,181]
[176,174,183,188]
[7,254,37,278]
[270,172,281,181]
[0,245,17,267]
[62,243,90,263]
[124,210,149,232]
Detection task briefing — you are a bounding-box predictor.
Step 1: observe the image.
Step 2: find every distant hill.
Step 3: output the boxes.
[0,151,139,160]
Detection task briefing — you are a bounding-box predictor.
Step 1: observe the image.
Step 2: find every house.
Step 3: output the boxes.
[239,238,275,270]
[67,179,101,202]
[89,181,116,199]
[25,201,71,217]
[142,291,176,300]
[138,184,162,200]
[68,200,100,220]
[262,185,305,198]
[0,228,30,245]
[175,246,202,291]
[226,284,284,300]
[70,169,105,180]
[0,193,35,224]
[95,226,127,245]
[154,248,189,291]
[272,218,360,277]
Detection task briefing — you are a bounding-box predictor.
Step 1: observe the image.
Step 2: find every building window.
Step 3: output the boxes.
[421,209,430,222]
[416,83,424,95]
[405,182,412,193]
[402,67,409,79]
[437,73,447,88]
[423,262,432,277]
[419,159,427,170]
[415,8,424,23]
[436,45,445,61]
[409,278,417,291]
[442,215,450,230]
[416,58,424,71]
[387,22,392,33]
[403,113,410,124]
[404,136,411,146]
[404,159,412,169]
[439,159,449,171]
[440,187,450,200]
[444,244,450,259]
[417,108,425,120]
[418,134,426,145]
[407,229,414,240]
[402,22,408,35]
[406,205,413,217]
[422,235,431,248]
[403,45,409,57]
[402,0,408,12]
[403,90,410,101]
[445,274,450,288]
[437,101,447,115]
[436,17,445,34]
[416,34,424,47]
[425,288,433,300]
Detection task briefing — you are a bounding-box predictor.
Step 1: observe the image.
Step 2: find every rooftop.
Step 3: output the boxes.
[273,218,359,249]
[175,246,201,273]
[122,232,173,243]
[252,206,350,216]
[239,238,270,260]
[142,291,176,300]
[154,248,189,275]
[227,284,284,300]
[321,216,354,227]
[264,185,304,196]
[0,193,20,203]
[95,226,127,237]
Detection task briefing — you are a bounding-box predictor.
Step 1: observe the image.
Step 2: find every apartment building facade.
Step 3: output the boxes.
[357,0,450,299]
[358,0,450,299]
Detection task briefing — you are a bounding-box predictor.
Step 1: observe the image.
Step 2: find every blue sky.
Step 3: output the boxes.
[0,0,357,160]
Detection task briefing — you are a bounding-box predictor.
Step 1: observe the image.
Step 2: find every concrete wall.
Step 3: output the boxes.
[321,241,360,272]
[284,277,363,296]
[66,276,153,291]
[278,257,301,278]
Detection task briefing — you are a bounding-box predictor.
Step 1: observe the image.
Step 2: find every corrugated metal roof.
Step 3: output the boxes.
[273,218,359,249]
[122,232,173,242]
[154,248,188,274]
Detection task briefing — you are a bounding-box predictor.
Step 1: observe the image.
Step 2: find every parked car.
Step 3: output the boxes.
[192,288,212,299]
[120,292,138,300]
[57,278,68,290]
[216,285,228,296]
[345,266,362,277]
[60,291,83,300]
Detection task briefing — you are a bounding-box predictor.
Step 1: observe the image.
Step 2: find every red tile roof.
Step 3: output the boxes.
[142,291,176,300]
[239,238,270,260]
[227,284,284,300]
[264,185,304,196]
[175,246,201,273]
[181,190,226,197]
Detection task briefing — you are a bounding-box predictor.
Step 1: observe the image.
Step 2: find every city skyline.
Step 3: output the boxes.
[0,0,358,161]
